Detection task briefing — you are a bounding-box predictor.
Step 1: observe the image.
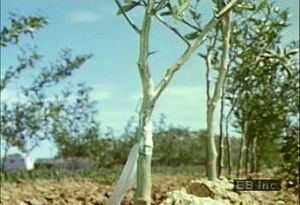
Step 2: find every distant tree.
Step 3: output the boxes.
[50,83,101,160]
[0,13,91,164]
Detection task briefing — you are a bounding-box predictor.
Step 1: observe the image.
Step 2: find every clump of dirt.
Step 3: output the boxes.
[160,177,298,205]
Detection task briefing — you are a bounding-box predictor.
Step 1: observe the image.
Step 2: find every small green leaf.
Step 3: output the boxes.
[0,40,7,47]
[184,31,200,40]
[256,1,268,12]
[171,8,179,19]
[178,1,189,15]
[189,9,200,21]
[160,11,172,16]
[177,0,184,5]
[286,49,298,57]
[117,1,139,15]
[198,53,206,59]
[280,10,289,21]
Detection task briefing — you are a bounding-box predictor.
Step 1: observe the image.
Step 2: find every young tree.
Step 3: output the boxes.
[107,0,240,204]
[199,0,237,180]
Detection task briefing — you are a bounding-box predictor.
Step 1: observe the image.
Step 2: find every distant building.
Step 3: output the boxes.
[0,154,34,172]
[36,157,96,171]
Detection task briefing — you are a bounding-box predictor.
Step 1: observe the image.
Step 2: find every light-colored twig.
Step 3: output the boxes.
[114,0,141,34]
[204,30,218,104]
[180,17,199,31]
[154,14,190,46]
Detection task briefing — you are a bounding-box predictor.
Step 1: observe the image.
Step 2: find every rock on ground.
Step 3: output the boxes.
[160,178,297,205]
[160,189,230,205]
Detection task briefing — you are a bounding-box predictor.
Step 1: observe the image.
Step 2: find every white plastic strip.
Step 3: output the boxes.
[106,143,139,205]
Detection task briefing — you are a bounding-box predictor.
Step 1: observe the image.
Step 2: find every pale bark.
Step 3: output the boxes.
[206,9,232,181]
[225,109,232,176]
[206,105,218,180]
[245,136,250,177]
[135,1,155,203]
[225,124,232,176]
[218,82,225,177]
[237,121,247,178]
[135,104,154,205]
[236,136,244,178]
[250,136,257,173]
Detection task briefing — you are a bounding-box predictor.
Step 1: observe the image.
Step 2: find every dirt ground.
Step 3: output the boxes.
[0,173,298,205]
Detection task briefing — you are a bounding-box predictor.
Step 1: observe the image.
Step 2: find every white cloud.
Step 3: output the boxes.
[69,10,100,23]
[126,85,214,130]
[162,85,205,99]
[91,89,110,101]
[90,84,114,101]
[154,86,208,129]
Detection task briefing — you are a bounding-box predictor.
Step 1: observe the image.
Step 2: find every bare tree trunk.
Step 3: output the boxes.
[218,80,225,178]
[250,137,257,173]
[245,136,250,177]
[206,105,218,180]
[134,1,155,203]
[255,144,260,173]
[236,136,244,178]
[204,29,215,181]
[225,114,232,176]
[224,89,237,177]
[237,121,247,178]
[135,96,154,205]
[205,7,232,181]
[251,137,257,172]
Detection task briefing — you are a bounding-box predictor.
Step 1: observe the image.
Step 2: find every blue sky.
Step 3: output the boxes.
[1,0,299,160]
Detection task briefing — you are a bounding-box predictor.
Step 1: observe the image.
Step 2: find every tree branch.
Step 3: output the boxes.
[215,0,239,19]
[209,10,232,106]
[114,0,141,34]
[204,31,218,105]
[137,0,154,93]
[180,17,200,31]
[153,0,239,102]
[154,14,191,46]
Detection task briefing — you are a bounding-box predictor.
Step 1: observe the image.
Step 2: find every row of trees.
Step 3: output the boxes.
[109,0,243,204]
[1,1,298,204]
[204,1,300,179]
[110,0,298,204]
